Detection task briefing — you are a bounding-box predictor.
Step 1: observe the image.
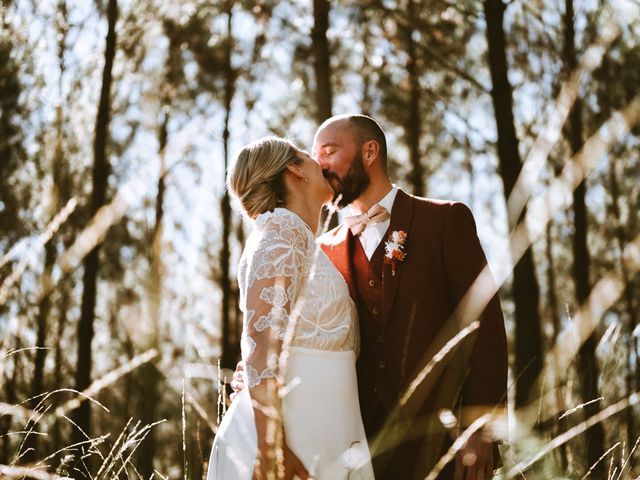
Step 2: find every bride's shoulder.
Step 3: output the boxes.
[252,208,313,247]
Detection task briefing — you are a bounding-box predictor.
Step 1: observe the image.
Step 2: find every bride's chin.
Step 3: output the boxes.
[322,192,335,207]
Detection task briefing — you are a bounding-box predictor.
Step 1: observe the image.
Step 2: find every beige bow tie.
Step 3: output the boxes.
[345,204,390,236]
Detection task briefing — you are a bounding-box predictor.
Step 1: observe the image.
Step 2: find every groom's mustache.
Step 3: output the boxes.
[323,170,343,197]
[323,169,340,185]
[323,169,339,181]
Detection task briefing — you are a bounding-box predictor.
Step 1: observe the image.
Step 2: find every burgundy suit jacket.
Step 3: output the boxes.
[318,189,507,479]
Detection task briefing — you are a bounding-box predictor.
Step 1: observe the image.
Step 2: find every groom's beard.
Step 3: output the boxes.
[324,151,370,208]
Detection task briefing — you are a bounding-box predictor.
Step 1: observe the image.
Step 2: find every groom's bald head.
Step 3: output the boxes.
[316,114,388,171]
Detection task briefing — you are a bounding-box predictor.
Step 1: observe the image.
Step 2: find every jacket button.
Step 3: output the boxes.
[372,307,380,315]
[373,387,378,394]
[368,279,375,287]
[378,361,386,368]
[377,335,384,343]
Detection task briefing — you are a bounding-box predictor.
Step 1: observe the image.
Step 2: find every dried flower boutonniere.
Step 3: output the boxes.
[384,230,407,276]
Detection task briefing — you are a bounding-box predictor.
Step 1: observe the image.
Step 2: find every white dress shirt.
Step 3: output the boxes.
[348,186,398,260]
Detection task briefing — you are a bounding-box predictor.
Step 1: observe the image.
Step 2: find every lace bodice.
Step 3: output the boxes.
[238,208,359,388]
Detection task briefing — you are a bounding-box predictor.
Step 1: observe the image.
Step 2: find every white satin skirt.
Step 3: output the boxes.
[207,347,374,479]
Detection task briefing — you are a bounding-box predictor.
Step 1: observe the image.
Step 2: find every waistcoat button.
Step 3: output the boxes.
[372,307,380,315]
[377,335,384,343]
[368,279,375,287]
[378,361,386,368]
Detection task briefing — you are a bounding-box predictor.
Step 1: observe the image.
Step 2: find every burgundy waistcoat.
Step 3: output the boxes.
[350,234,401,436]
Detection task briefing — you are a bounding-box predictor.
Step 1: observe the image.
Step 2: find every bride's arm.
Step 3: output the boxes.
[243,218,311,479]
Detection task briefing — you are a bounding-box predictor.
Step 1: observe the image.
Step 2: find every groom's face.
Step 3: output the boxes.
[313,121,370,208]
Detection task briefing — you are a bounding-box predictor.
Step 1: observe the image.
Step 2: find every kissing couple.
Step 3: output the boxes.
[207,114,508,480]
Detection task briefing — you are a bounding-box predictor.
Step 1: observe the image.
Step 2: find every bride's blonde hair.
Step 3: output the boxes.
[227,136,302,219]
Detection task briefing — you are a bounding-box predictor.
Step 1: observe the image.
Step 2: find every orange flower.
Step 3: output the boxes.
[384,230,407,276]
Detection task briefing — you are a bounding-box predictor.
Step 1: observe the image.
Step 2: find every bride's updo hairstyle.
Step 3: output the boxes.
[227,136,303,219]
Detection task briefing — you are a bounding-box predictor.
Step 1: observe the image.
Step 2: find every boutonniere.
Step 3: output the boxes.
[384,230,407,276]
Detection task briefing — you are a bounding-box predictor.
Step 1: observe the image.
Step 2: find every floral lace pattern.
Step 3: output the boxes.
[238,208,359,388]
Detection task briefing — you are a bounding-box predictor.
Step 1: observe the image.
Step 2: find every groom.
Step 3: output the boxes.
[313,114,507,480]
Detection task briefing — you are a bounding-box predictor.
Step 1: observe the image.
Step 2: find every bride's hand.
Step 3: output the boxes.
[229,361,244,402]
[253,442,311,480]
[252,401,312,480]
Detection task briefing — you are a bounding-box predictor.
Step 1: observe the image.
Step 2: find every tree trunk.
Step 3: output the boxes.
[25,2,70,450]
[545,223,560,342]
[312,0,332,124]
[464,134,475,210]
[608,155,637,451]
[544,218,570,469]
[71,0,118,449]
[406,0,423,197]
[51,283,70,455]
[563,0,604,473]
[220,4,238,369]
[311,0,338,230]
[361,20,372,116]
[22,237,55,461]
[484,0,543,408]
[136,111,168,479]
[1,337,20,463]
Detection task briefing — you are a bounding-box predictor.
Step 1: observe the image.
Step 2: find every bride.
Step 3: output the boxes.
[207,137,374,480]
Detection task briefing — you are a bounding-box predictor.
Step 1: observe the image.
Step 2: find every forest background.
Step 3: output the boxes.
[1,0,640,478]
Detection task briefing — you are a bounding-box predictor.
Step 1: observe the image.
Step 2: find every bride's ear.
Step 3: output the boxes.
[284,163,306,181]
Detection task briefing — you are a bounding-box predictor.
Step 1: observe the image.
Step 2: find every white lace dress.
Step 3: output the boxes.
[207,208,374,480]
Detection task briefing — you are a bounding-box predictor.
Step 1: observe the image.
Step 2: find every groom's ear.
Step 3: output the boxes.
[362,140,380,167]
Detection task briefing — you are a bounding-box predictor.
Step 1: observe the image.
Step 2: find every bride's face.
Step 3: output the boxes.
[295,151,335,206]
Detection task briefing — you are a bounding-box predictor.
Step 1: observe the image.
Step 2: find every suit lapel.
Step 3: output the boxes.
[320,224,357,301]
[382,189,415,327]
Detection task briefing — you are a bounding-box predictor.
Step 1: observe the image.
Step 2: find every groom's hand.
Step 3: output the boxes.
[453,430,494,480]
[230,361,244,402]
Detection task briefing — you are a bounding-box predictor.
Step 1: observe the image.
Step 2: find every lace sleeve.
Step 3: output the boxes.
[242,212,310,388]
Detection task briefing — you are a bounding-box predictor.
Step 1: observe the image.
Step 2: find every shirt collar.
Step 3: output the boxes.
[349,185,398,215]
[378,185,398,215]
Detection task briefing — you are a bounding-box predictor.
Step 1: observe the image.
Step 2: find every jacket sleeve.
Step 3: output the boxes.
[442,202,508,429]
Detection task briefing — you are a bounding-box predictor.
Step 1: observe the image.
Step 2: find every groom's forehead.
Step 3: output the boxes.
[315,122,355,145]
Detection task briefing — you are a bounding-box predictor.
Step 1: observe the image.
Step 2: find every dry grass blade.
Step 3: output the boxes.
[53,349,158,418]
[0,402,36,421]
[94,417,134,480]
[0,464,72,480]
[581,442,621,479]
[505,392,640,478]
[14,404,52,463]
[0,348,50,382]
[182,380,188,480]
[1,347,50,359]
[38,433,110,465]
[559,397,604,420]
[614,436,640,480]
[99,419,166,480]
[57,194,128,275]
[0,197,78,306]
[187,389,217,435]
[400,321,480,409]
[424,414,491,480]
